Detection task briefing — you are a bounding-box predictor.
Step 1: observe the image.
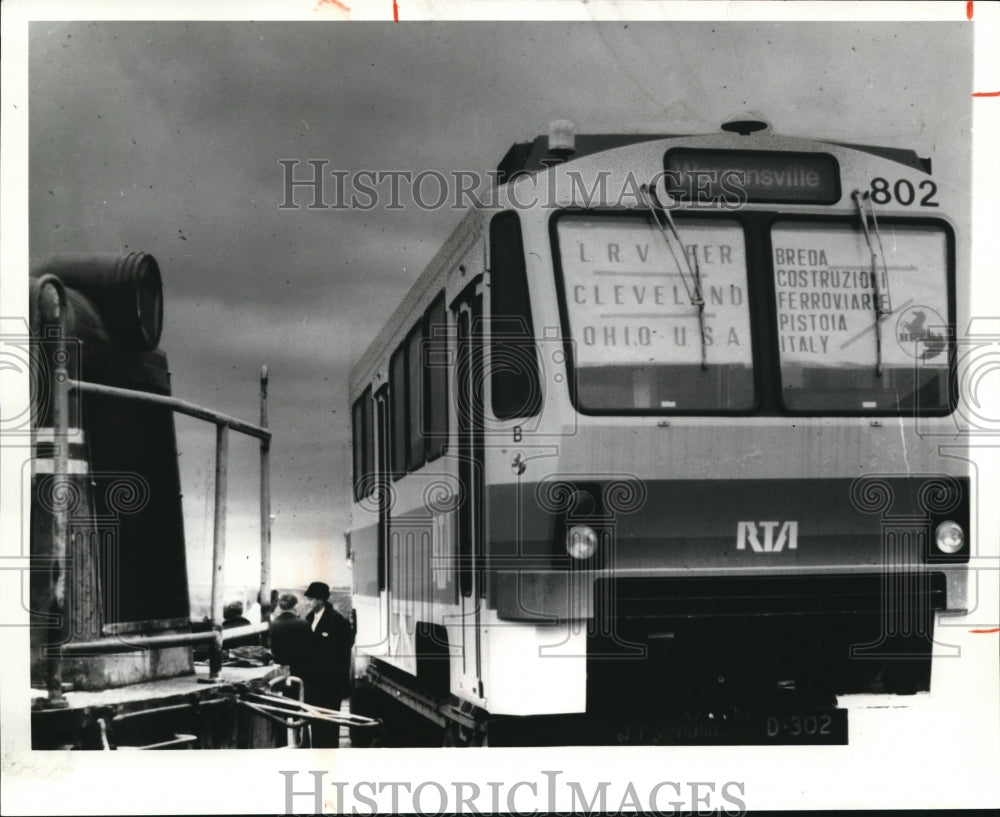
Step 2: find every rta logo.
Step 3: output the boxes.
[736,521,799,552]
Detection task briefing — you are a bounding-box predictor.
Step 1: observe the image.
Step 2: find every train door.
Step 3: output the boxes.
[452,281,485,697]
[375,386,390,643]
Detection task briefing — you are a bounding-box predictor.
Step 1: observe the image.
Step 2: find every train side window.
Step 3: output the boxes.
[390,345,407,478]
[423,293,449,461]
[363,389,374,496]
[352,394,364,500]
[490,211,542,419]
[406,321,426,470]
[352,386,373,500]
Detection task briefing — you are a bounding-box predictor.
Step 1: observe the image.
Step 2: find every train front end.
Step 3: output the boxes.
[478,120,970,743]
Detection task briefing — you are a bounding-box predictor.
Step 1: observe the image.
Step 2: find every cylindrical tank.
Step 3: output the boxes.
[30,252,163,352]
[29,252,190,691]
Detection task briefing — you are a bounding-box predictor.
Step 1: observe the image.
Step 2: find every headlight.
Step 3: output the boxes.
[566,525,598,560]
[934,520,964,554]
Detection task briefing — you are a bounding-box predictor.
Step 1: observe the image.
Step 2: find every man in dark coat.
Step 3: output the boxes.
[302,581,355,747]
[268,593,311,675]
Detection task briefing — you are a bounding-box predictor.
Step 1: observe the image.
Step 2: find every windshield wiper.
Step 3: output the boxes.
[852,190,892,377]
[640,183,708,370]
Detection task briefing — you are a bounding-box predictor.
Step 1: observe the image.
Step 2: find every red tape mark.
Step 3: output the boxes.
[967,1,973,21]
[972,91,1000,97]
[970,627,1000,634]
[393,0,399,21]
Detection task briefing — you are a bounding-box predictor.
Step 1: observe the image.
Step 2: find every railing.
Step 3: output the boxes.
[36,275,273,706]
[91,681,381,749]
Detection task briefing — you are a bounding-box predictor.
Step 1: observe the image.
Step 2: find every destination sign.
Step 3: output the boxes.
[770,221,949,366]
[555,215,752,370]
[664,150,840,204]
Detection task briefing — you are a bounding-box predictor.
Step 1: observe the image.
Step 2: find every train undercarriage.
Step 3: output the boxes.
[350,572,946,747]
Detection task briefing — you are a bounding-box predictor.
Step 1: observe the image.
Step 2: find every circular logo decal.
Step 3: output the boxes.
[895,305,947,360]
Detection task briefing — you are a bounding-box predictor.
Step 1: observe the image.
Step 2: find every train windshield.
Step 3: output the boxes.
[771,221,952,412]
[554,214,755,412]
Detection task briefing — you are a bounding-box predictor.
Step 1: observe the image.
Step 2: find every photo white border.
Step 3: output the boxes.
[2,1,997,813]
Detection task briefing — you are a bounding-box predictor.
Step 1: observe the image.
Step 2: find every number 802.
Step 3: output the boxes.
[870,176,939,207]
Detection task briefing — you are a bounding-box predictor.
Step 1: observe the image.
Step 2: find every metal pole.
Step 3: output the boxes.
[60,621,269,655]
[259,365,272,622]
[286,675,304,748]
[39,277,69,708]
[208,423,229,681]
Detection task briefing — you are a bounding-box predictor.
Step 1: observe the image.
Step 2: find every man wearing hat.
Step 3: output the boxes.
[302,581,354,747]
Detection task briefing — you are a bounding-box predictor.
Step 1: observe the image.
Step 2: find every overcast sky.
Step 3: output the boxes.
[28,19,973,591]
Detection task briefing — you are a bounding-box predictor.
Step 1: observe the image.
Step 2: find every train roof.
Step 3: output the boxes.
[496,130,931,182]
